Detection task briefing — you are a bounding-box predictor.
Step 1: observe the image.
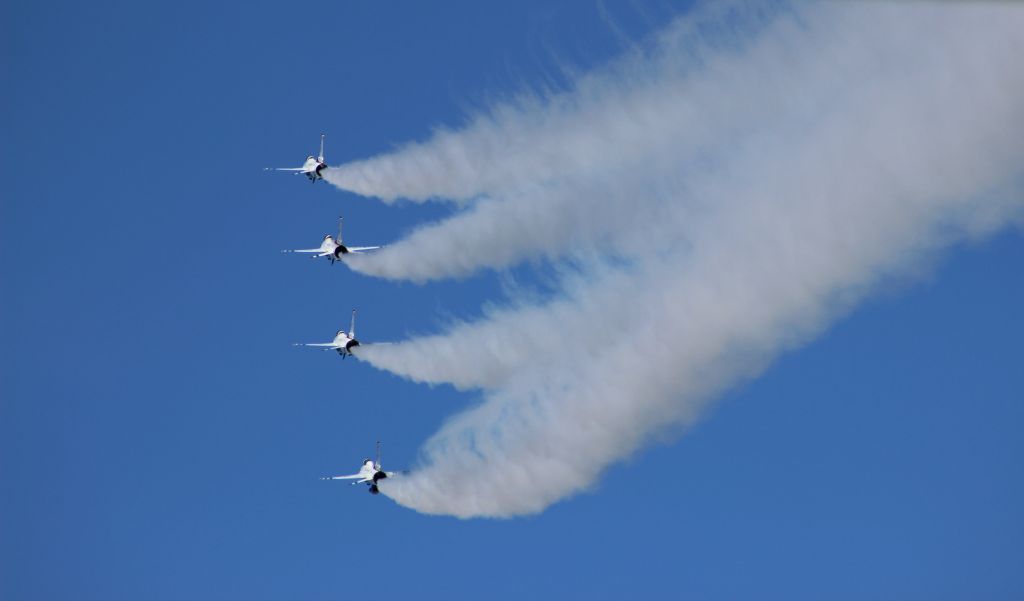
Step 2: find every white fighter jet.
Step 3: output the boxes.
[281,216,381,264]
[265,133,328,183]
[294,309,361,358]
[321,441,395,495]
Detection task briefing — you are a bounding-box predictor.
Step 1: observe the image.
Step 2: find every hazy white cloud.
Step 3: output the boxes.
[343,2,1024,517]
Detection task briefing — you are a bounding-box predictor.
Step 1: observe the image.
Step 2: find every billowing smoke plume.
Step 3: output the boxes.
[338,3,1024,517]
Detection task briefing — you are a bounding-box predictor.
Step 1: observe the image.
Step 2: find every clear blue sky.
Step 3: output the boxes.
[2,1,1022,600]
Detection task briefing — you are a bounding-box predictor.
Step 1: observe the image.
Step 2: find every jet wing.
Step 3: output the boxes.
[293,343,338,348]
[264,167,307,172]
[320,473,364,480]
[346,246,382,253]
[281,249,324,254]
[322,462,376,482]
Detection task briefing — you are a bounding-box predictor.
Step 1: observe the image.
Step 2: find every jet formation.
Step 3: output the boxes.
[269,134,400,495]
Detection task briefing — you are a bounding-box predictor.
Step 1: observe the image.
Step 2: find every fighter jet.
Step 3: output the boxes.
[321,441,395,495]
[294,309,361,359]
[281,216,381,264]
[265,133,327,182]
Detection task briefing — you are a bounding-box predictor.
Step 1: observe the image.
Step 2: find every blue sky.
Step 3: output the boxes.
[2,1,1023,600]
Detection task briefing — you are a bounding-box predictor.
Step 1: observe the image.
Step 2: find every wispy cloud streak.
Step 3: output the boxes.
[345,3,1024,517]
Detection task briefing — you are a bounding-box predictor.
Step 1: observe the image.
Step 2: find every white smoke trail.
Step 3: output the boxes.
[324,2,786,203]
[347,3,1024,517]
[338,1,1024,284]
